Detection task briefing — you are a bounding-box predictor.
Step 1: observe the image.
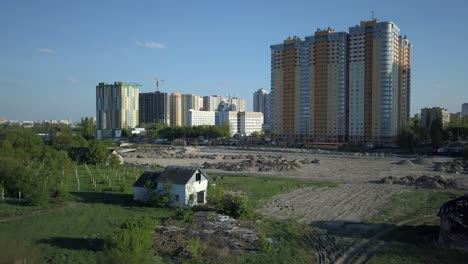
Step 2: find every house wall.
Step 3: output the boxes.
[133,186,151,202]
[186,179,208,206]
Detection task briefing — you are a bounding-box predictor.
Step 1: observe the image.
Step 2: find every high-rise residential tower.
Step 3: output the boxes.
[462,103,468,116]
[96,82,139,138]
[139,91,170,125]
[170,93,182,126]
[348,19,410,144]
[270,19,411,144]
[253,88,271,130]
[203,95,247,112]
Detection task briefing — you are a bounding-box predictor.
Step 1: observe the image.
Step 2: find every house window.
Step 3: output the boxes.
[196,172,201,181]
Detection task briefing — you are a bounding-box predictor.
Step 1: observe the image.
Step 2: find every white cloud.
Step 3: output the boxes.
[136,41,166,49]
[37,48,55,54]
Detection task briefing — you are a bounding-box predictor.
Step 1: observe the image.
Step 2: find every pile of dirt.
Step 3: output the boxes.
[202,157,319,172]
[124,146,202,159]
[376,175,457,189]
[155,211,259,258]
[395,159,414,165]
[411,158,434,166]
[433,160,467,174]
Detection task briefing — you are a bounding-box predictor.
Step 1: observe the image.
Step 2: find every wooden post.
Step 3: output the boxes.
[19,191,21,201]
[1,188,4,200]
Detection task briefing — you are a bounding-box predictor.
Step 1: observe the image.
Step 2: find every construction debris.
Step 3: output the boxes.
[433,160,467,174]
[202,157,319,172]
[376,175,457,189]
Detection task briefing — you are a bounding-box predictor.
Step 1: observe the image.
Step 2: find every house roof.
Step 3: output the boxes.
[157,166,205,185]
[133,171,161,187]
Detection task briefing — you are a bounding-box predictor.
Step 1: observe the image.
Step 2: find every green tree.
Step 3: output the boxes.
[78,117,96,140]
[430,116,444,149]
[86,140,109,164]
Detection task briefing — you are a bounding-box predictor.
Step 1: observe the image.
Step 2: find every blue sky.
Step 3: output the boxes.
[1,0,467,121]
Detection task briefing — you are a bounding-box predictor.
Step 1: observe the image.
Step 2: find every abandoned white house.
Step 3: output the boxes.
[133,166,208,207]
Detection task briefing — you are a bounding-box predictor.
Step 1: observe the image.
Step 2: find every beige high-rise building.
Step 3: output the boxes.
[271,19,411,145]
[170,93,182,126]
[181,94,203,126]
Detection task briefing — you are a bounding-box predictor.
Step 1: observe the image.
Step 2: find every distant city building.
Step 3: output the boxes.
[139,91,170,125]
[253,88,270,130]
[239,111,264,136]
[450,112,462,124]
[216,111,239,136]
[203,95,246,112]
[270,19,411,145]
[170,93,183,126]
[182,94,203,126]
[421,107,450,128]
[187,110,216,126]
[462,103,468,116]
[96,82,139,139]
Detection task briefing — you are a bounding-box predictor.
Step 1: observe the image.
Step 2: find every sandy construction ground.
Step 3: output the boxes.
[123,146,467,223]
[259,184,407,223]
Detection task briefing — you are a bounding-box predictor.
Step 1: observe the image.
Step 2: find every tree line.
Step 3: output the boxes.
[141,123,230,140]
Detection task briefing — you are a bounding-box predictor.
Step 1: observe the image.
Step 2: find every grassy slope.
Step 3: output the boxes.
[369,189,467,264]
[0,171,334,264]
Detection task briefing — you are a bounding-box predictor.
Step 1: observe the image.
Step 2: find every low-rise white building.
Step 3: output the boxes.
[239,111,264,136]
[216,111,239,136]
[187,110,216,126]
[133,166,208,207]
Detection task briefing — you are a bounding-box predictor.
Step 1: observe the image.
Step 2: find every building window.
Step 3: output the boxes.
[196,172,201,181]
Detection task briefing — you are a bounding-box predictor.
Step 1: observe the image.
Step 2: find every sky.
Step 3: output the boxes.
[1,0,467,121]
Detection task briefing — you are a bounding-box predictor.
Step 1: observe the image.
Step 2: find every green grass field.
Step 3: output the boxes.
[0,169,333,264]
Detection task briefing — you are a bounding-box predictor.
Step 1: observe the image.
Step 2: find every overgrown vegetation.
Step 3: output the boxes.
[141,123,230,140]
[105,217,155,264]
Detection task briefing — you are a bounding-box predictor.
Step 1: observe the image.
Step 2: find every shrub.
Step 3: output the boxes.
[207,183,224,209]
[223,193,254,219]
[187,237,206,261]
[148,180,173,208]
[174,208,193,223]
[105,217,154,264]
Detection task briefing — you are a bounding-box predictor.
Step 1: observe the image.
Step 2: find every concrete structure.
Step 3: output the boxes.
[133,166,208,207]
[253,89,270,130]
[239,111,264,136]
[139,91,170,125]
[203,95,246,112]
[96,82,139,139]
[216,111,239,136]
[170,93,183,126]
[462,103,468,116]
[270,19,411,145]
[421,107,450,128]
[187,110,216,126]
[182,94,203,126]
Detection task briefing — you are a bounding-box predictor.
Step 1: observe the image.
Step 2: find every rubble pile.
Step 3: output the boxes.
[377,175,458,189]
[412,158,434,166]
[124,147,202,159]
[433,160,467,174]
[202,156,319,172]
[156,211,259,253]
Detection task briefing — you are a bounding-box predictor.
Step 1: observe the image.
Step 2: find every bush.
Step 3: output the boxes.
[223,193,254,219]
[148,180,173,208]
[207,183,224,209]
[105,217,154,264]
[174,208,193,223]
[187,237,206,261]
